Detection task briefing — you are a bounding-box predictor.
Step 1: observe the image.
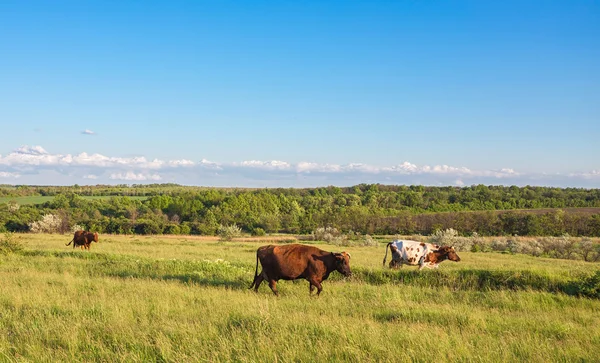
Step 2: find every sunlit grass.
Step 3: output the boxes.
[1,234,599,361]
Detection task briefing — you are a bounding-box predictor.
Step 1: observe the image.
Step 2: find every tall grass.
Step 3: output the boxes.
[1,234,599,361]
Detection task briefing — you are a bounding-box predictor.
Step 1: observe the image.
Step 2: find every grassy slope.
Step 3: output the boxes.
[1,234,599,362]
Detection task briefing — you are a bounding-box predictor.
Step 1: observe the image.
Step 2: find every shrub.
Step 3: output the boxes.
[553,234,578,260]
[218,224,242,241]
[7,201,20,213]
[362,234,378,247]
[430,228,473,251]
[512,238,543,256]
[0,232,23,255]
[71,224,84,233]
[470,232,492,252]
[164,224,181,235]
[575,270,600,299]
[490,238,509,252]
[330,235,349,246]
[28,214,63,234]
[312,227,341,242]
[252,227,266,237]
[179,223,192,235]
[580,238,600,262]
[134,219,163,235]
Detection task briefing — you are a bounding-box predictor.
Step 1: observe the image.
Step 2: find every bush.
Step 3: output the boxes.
[312,227,341,242]
[574,270,600,299]
[580,238,600,262]
[7,201,20,213]
[470,232,492,252]
[134,219,163,235]
[29,214,63,234]
[71,224,84,233]
[362,234,378,247]
[164,224,181,235]
[430,228,473,251]
[0,232,23,254]
[218,224,242,241]
[330,235,349,246]
[490,238,509,252]
[179,223,192,235]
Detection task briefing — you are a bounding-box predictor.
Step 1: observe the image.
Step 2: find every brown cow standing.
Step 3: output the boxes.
[66,230,85,249]
[82,231,99,250]
[249,244,352,296]
[66,230,99,250]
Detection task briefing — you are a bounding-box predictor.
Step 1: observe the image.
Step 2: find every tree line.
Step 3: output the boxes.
[1,184,600,236]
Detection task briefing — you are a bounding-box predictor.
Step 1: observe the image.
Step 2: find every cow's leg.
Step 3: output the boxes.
[252,272,265,292]
[314,281,323,296]
[306,277,323,296]
[309,282,316,295]
[268,279,279,296]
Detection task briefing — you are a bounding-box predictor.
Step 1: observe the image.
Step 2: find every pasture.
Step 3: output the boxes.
[1,234,600,362]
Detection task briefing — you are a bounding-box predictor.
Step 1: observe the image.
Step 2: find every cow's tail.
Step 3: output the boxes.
[383,242,392,267]
[249,250,260,289]
[65,238,73,246]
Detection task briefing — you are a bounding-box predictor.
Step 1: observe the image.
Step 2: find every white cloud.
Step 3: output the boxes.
[0,146,194,170]
[109,172,162,181]
[82,129,96,135]
[569,170,600,179]
[0,172,20,178]
[14,145,48,155]
[237,160,291,170]
[198,158,222,169]
[0,145,598,187]
[167,159,195,167]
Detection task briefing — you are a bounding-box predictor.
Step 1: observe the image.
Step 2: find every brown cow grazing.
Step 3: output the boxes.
[66,230,99,251]
[249,244,352,296]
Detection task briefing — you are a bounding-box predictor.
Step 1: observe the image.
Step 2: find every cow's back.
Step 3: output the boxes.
[391,240,432,265]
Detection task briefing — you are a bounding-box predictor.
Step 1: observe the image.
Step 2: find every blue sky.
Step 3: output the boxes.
[0,0,598,187]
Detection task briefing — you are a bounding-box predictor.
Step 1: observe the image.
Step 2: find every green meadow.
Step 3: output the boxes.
[1,234,599,362]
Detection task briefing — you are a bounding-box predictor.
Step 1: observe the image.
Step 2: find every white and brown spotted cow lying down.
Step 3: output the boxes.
[382,240,461,270]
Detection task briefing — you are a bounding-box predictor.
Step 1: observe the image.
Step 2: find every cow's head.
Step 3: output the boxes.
[333,252,352,276]
[439,246,461,262]
[86,232,99,243]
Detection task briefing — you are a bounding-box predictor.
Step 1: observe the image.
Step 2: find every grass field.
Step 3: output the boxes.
[0,196,148,205]
[1,234,600,362]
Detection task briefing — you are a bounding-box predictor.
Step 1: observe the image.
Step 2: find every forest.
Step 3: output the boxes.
[1,183,600,236]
